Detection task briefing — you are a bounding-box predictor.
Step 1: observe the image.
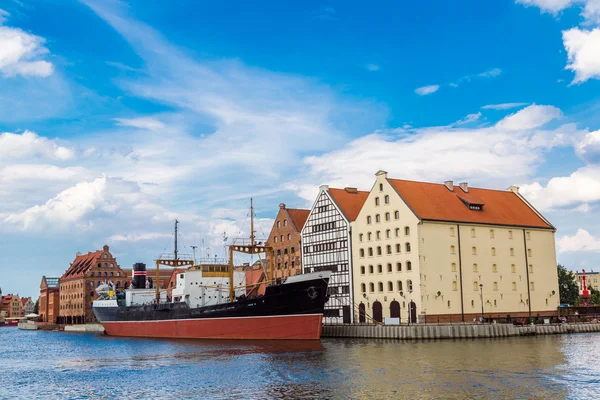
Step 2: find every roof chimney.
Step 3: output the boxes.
[279,203,286,209]
[444,180,454,192]
[508,185,519,194]
[76,252,82,257]
[345,187,358,194]
[459,182,468,193]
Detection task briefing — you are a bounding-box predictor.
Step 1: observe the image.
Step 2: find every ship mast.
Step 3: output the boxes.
[174,219,179,260]
[154,219,193,304]
[228,198,274,302]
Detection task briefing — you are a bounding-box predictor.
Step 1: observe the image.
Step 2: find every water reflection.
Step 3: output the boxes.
[1,329,598,399]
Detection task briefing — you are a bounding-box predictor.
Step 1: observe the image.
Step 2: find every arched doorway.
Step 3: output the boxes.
[409,301,417,323]
[390,300,400,319]
[373,301,383,323]
[359,303,366,323]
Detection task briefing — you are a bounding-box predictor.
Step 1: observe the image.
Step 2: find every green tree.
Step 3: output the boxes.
[589,285,600,305]
[34,299,39,314]
[558,264,579,305]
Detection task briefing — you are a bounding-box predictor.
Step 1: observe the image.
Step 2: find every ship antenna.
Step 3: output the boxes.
[191,245,197,265]
[250,198,255,247]
[174,219,179,260]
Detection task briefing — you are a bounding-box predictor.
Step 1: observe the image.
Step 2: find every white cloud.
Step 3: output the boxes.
[0,130,74,161]
[516,0,577,14]
[558,228,600,252]
[365,63,380,71]
[109,232,172,242]
[563,27,600,84]
[414,85,440,95]
[454,112,482,126]
[114,117,166,131]
[576,129,600,162]
[481,102,529,110]
[495,104,562,130]
[478,68,503,78]
[0,9,9,24]
[0,24,54,78]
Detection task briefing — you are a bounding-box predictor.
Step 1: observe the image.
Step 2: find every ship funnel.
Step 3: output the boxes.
[132,263,147,289]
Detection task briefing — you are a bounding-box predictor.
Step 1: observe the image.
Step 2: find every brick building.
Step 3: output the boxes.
[39,276,60,323]
[21,297,35,315]
[0,293,23,318]
[59,245,128,324]
[266,204,310,281]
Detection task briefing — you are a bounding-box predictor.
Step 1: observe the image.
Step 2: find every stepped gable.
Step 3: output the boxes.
[61,251,102,279]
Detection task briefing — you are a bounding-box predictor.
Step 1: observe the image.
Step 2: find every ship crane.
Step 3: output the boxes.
[580,269,591,306]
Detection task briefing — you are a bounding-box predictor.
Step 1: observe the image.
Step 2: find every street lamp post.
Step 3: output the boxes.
[479,283,484,323]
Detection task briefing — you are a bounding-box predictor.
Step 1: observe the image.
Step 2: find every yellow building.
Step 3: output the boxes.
[352,171,560,323]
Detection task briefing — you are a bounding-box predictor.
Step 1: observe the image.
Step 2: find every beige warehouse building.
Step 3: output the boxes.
[352,171,560,323]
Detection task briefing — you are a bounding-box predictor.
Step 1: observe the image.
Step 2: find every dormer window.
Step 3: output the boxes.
[469,205,482,211]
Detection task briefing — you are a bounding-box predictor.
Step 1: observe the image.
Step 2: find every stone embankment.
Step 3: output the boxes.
[64,324,105,333]
[321,323,600,340]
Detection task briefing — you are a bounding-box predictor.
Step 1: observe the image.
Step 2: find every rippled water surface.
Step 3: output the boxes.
[1,328,599,399]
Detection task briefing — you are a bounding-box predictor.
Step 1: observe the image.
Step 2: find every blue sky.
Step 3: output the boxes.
[2,0,600,297]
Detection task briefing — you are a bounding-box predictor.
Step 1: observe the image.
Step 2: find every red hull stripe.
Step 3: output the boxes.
[102,314,324,340]
[133,271,147,275]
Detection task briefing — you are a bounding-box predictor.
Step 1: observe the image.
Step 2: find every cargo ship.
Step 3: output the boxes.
[93,200,331,340]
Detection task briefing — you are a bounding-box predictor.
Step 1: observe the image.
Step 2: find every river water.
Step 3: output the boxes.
[1,328,598,399]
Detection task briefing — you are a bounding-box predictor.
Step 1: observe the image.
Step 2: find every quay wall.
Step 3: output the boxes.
[64,324,105,333]
[321,323,600,340]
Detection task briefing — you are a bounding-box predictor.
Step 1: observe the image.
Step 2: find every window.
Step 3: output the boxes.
[375,214,381,223]
[375,197,380,206]
[531,282,535,291]
[472,246,477,255]
[526,231,531,240]
[378,282,383,292]
[376,231,381,240]
[396,262,402,272]
[368,248,373,257]
[388,281,393,291]
[473,263,478,272]
[369,265,374,274]
[527,248,532,257]
[359,233,364,242]
[377,246,382,256]
[395,228,400,237]
[493,281,498,291]
[407,261,412,271]
[451,245,456,255]
[471,228,476,238]
[384,195,390,204]
[529,264,533,274]
[510,248,515,256]
[360,266,366,275]
[452,281,458,291]
[386,245,392,255]
[387,263,392,272]
[377,264,383,273]
[490,229,495,239]
[281,235,284,242]
[386,229,391,239]
[367,216,372,224]
[274,237,278,243]
[404,226,410,236]
[407,280,413,291]
[385,212,390,221]
[397,281,403,291]
[451,262,457,272]
[284,249,288,255]
[104,263,108,268]
[369,283,375,292]
[277,221,281,228]
[361,283,366,293]
[360,249,365,257]
[91,272,95,277]
[405,243,411,252]
[379,183,384,191]
[511,282,517,291]
[473,281,479,291]
[287,234,291,240]
[492,264,497,273]
[448,300,451,308]
[511,264,516,273]
[368,232,372,241]
[450,227,455,237]
[508,230,513,239]
[396,243,401,253]
[283,219,287,226]
[491,247,496,256]
[394,211,400,220]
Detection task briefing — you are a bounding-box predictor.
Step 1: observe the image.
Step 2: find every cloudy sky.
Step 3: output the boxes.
[2,0,600,297]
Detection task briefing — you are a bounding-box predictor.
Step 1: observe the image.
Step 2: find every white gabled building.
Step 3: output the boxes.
[301,185,369,324]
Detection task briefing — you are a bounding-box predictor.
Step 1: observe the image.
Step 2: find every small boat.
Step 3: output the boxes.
[93,200,331,340]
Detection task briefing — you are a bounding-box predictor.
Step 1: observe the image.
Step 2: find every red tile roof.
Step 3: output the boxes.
[286,208,310,232]
[388,179,552,229]
[328,188,370,222]
[20,297,30,307]
[61,251,102,279]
